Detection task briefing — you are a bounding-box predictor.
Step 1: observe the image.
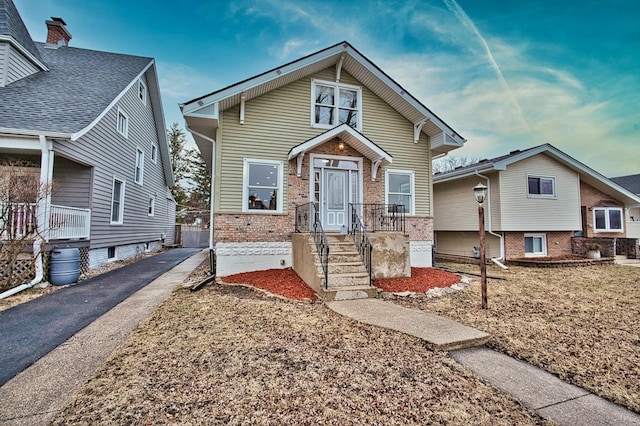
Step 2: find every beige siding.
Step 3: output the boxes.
[5,44,39,85]
[435,231,500,258]
[434,175,495,231]
[217,67,433,214]
[499,154,580,231]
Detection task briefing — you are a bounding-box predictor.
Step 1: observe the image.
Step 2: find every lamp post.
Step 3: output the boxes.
[473,183,488,309]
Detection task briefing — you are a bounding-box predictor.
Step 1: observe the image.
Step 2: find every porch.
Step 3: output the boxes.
[1,202,91,241]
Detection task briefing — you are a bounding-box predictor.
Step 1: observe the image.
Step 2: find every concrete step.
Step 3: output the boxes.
[329,251,361,263]
[323,262,367,275]
[318,285,378,301]
[326,272,370,287]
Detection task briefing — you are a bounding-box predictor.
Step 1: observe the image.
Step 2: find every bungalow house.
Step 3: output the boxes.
[610,174,640,240]
[181,41,465,298]
[433,144,640,262]
[0,0,175,284]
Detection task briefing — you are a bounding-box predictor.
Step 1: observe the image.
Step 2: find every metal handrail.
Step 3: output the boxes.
[349,203,373,286]
[350,203,406,233]
[295,202,329,289]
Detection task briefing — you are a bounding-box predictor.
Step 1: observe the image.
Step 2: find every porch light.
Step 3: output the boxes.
[338,141,345,150]
[473,182,487,204]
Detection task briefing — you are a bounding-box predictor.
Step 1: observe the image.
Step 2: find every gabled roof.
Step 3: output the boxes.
[182,41,466,161]
[0,0,47,69]
[433,143,640,206]
[610,174,640,196]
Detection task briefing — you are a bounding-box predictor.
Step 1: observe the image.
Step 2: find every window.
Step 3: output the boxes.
[151,144,157,163]
[148,196,155,216]
[593,207,623,232]
[525,234,546,256]
[111,178,125,224]
[135,148,144,185]
[107,246,116,259]
[117,108,128,138]
[385,169,415,215]
[311,79,361,130]
[138,79,147,105]
[243,159,283,213]
[527,175,555,198]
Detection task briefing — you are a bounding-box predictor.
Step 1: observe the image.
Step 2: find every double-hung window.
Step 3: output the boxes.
[385,169,415,215]
[524,234,546,256]
[151,145,157,163]
[117,108,128,138]
[527,175,555,198]
[311,79,361,130]
[148,196,155,217]
[593,207,623,232]
[243,159,283,213]
[138,79,147,105]
[111,178,125,224]
[135,148,144,185]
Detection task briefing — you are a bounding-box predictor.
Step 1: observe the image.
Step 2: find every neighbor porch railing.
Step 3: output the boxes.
[0,202,90,241]
[295,202,329,289]
[349,203,406,233]
[349,204,372,286]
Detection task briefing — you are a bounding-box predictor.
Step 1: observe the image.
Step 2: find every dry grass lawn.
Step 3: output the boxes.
[396,262,640,414]
[51,262,549,425]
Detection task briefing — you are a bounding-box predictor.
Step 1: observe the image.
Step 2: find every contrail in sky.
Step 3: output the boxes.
[442,0,531,133]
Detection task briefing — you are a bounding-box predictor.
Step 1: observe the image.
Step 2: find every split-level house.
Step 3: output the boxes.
[433,144,640,261]
[610,174,640,240]
[181,41,465,299]
[0,0,175,283]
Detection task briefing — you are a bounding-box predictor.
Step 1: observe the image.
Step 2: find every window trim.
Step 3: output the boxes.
[310,79,362,131]
[527,174,556,199]
[148,195,155,217]
[110,177,125,225]
[524,233,547,257]
[242,158,284,213]
[138,79,147,105]
[593,207,623,233]
[384,168,415,215]
[134,148,144,185]
[116,107,129,138]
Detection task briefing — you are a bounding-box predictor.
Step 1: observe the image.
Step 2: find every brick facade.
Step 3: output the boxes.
[504,231,574,259]
[580,181,626,238]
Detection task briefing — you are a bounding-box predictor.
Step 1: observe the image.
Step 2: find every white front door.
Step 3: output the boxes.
[323,169,348,231]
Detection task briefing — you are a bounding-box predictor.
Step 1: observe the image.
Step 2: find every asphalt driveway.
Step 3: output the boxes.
[0,247,201,386]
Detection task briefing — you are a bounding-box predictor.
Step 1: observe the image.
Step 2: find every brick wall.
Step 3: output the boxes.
[580,181,626,238]
[504,231,574,259]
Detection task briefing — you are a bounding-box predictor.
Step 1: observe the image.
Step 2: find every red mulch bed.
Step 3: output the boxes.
[374,267,460,293]
[223,267,461,300]
[222,268,318,301]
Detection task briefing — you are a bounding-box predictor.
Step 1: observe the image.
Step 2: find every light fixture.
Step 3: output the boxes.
[473,182,488,204]
[338,141,345,151]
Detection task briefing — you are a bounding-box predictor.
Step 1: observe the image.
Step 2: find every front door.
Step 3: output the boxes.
[323,169,348,231]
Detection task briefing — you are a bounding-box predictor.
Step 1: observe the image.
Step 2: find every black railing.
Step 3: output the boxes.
[295,202,329,289]
[350,203,406,233]
[349,204,373,286]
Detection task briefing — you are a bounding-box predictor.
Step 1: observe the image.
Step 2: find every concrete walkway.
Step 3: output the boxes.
[327,298,640,426]
[0,248,207,426]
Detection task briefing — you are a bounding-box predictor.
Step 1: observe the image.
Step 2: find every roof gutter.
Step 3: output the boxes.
[0,127,71,139]
[474,170,508,270]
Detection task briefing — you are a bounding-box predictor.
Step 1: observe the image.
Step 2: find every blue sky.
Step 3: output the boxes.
[16,0,640,176]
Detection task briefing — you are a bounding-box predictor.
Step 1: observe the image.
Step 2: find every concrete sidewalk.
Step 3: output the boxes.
[327,298,640,426]
[0,249,208,426]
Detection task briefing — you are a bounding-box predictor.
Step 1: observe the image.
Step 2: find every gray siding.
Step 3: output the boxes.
[217,67,433,215]
[54,70,174,248]
[51,156,92,209]
[4,44,39,86]
[0,42,6,86]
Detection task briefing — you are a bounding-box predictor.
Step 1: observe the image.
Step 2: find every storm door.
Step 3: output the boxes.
[312,156,361,232]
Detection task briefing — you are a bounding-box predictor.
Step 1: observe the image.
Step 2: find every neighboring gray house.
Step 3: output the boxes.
[0,0,175,279]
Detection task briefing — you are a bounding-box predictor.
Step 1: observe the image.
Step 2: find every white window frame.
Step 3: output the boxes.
[242,158,284,213]
[310,79,362,131]
[593,207,623,233]
[524,233,547,257]
[527,174,556,198]
[150,144,157,163]
[117,107,129,138]
[110,177,125,225]
[138,79,147,105]
[384,169,415,215]
[135,148,144,185]
[148,196,155,217]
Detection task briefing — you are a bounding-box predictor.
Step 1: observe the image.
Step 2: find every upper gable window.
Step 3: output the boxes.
[138,79,147,105]
[117,108,129,138]
[151,145,157,163]
[311,79,362,131]
[527,175,555,198]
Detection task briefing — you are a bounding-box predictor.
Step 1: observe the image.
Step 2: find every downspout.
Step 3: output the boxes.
[474,171,509,269]
[0,135,50,299]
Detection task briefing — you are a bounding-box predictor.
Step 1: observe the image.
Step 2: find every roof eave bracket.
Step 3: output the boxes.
[336,54,346,83]
[372,158,383,181]
[296,152,305,177]
[414,118,430,143]
[240,93,246,125]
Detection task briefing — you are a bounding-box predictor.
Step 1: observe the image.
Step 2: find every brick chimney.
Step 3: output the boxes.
[46,17,72,46]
